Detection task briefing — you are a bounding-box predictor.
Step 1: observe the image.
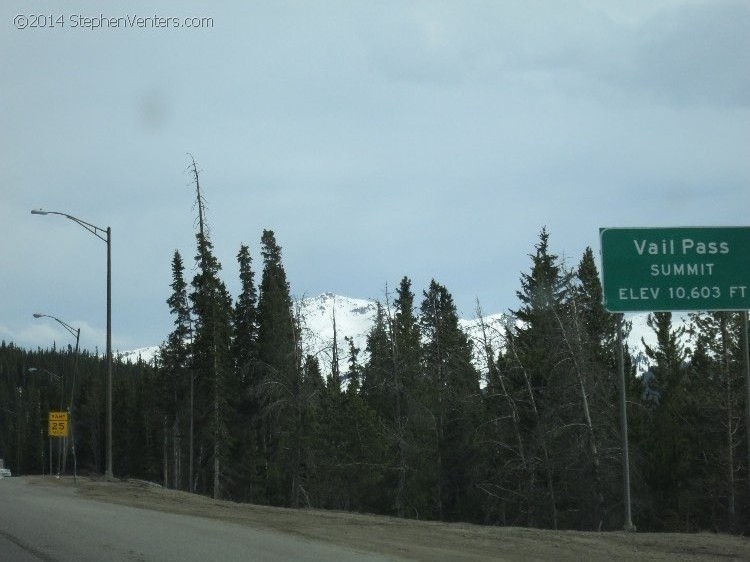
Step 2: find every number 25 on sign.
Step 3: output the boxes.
[48,411,69,437]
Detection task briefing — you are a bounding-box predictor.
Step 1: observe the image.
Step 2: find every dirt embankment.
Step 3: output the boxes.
[30,476,750,562]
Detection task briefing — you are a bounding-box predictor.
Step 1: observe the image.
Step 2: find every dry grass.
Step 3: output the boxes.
[30,476,750,562]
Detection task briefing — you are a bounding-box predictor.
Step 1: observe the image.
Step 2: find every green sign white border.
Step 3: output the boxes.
[600,226,750,313]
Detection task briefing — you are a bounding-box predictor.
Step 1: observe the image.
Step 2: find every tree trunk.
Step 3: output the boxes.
[213,346,220,500]
[173,415,181,490]
[189,369,194,493]
[163,416,168,488]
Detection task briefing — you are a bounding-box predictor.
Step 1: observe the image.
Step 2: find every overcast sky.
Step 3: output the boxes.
[2,0,748,353]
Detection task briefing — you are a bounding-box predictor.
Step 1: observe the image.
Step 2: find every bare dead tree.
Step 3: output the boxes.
[473,300,527,470]
[552,286,605,530]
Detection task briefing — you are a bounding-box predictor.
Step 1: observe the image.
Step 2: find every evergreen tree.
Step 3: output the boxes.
[574,247,619,364]
[389,277,429,518]
[361,302,391,414]
[562,247,624,530]
[329,302,342,391]
[506,227,573,529]
[191,231,234,498]
[363,279,424,517]
[344,336,361,393]
[641,312,687,394]
[188,163,235,499]
[255,229,303,506]
[310,373,386,513]
[233,244,258,382]
[419,279,482,521]
[637,312,694,530]
[155,250,192,489]
[228,244,260,501]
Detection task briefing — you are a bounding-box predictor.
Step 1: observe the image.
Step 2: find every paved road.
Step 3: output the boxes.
[0,477,393,561]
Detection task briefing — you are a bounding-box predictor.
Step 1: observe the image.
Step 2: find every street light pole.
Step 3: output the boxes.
[106,226,112,480]
[32,208,113,479]
[33,313,81,483]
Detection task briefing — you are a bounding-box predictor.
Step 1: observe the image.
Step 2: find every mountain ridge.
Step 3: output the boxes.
[120,293,679,376]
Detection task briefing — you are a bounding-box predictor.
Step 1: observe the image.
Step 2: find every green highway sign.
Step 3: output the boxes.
[600,227,750,312]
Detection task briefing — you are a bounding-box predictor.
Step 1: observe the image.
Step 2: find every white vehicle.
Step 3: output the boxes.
[0,468,11,477]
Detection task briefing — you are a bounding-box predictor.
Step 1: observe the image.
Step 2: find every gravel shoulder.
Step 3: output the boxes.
[26,476,750,562]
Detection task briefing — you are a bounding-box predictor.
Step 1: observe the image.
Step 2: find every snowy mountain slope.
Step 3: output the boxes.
[118,346,160,365]
[117,294,380,370]
[298,295,514,377]
[120,294,683,376]
[295,293,380,372]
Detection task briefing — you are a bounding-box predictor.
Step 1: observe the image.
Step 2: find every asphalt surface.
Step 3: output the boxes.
[0,477,394,561]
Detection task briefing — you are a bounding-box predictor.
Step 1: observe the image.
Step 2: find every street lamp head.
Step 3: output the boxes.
[33,313,44,318]
[31,209,49,215]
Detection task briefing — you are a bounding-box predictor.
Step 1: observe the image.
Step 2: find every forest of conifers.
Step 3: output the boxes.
[2,176,748,534]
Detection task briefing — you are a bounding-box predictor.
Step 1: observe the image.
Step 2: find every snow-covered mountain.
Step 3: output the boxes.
[118,346,160,365]
[118,293,508,372]
[295,293,380,372]
[120,293,686,376]
[117,294,383,368]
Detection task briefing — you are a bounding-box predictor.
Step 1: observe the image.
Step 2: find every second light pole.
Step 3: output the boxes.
[33,313,81,482]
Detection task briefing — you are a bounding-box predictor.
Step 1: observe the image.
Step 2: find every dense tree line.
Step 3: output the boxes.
[2,179,748,533]
[0,342,160,482]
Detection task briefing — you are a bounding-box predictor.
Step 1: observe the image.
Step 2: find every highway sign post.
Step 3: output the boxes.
[600,227,750,312]
[600,226,750,533]
[599,223,750,531]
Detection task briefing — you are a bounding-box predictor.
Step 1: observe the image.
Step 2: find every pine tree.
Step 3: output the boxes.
[561,247,623,529]
[641,312,687,393]
[574,247,619,363]
[362,279,424,517]
[191,231,234,499]
[329,300,342,391]
[391,278,425,517]
[344,336,361,393]
[638,312,694,529]
[255,229,303,506]
[506,227,572,529]
[156,250,192,489]
[188,161,234,499]
[361,302,391,414]
[419,279,482,521]
[233,244,258,383]
[228,244,260,501]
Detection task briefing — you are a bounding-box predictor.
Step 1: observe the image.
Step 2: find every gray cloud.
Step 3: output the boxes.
[2,0,748,350]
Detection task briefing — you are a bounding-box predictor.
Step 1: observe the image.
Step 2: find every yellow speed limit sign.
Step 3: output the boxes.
[48,411,69,437]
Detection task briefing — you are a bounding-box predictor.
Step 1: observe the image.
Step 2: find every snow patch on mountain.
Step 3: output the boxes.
[121,294,681,377]
[296,293,380,371]
[118,346,160,365]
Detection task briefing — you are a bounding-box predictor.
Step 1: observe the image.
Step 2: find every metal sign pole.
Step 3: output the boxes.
[617,314,636,531]
[743,310,750,490]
